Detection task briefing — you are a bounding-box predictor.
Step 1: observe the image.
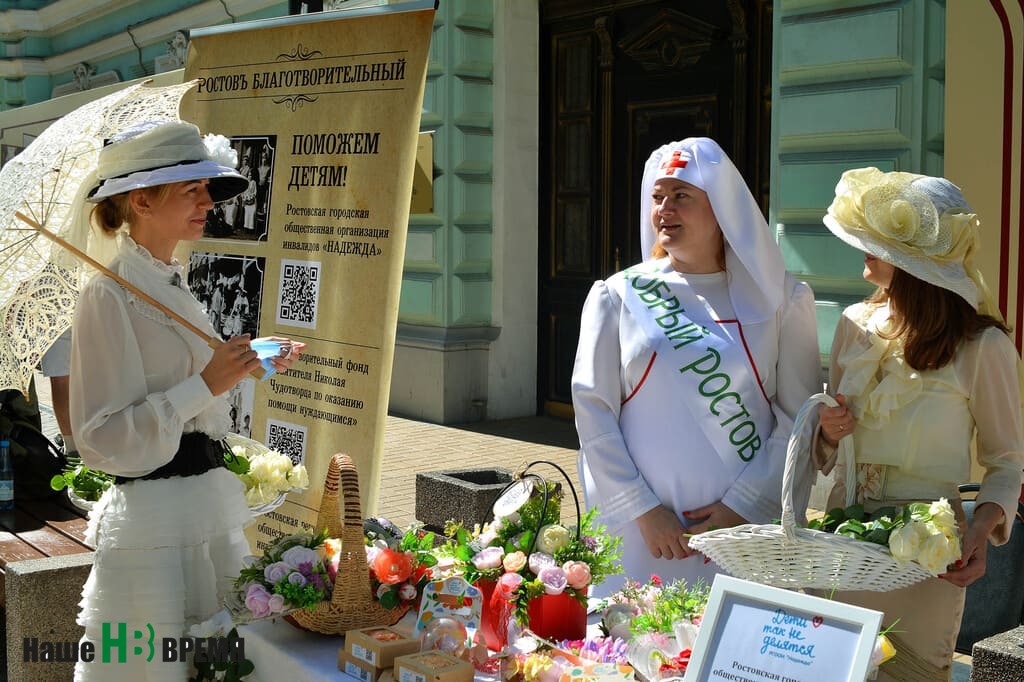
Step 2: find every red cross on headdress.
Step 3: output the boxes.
[660,150,689,174]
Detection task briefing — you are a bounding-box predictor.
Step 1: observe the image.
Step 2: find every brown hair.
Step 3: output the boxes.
[90,184,176,235]
[867,268,1010,370]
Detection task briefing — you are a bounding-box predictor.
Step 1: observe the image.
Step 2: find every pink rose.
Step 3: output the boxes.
[562,561,591,590]
[267,593,286,613]
[495,571,525,600]
[503,551,527,573]
[245,583,272,618]
[399,583,419,601]
[537,566,567,595]
[471,546,505,571]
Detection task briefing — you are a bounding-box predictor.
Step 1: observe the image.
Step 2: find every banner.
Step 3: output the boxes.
[181,1,434,550]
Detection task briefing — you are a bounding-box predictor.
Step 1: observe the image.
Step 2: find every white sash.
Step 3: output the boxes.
[619,261,773,467]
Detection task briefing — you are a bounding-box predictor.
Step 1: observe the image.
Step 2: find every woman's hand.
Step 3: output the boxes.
[258,336,306,373]
[683,501,747,535]
[940,501,1004,587]
[818,393,855,446]
[201,335,260,396]
[636,505,693,559]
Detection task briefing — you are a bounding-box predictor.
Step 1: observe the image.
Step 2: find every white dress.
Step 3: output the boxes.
[69,238,252,681]
[572,260,820,594]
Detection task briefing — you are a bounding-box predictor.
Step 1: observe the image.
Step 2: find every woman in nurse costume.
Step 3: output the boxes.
[572,137,821,594]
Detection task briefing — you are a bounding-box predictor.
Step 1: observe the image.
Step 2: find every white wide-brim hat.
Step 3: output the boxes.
[88,120,249,203]
[822,167,981,309]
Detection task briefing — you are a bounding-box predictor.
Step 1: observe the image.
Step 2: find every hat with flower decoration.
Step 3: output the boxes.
[822,167,992,312]
[88,120,249,203]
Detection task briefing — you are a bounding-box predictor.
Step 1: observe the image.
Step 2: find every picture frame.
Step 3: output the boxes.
[683,575,883,682]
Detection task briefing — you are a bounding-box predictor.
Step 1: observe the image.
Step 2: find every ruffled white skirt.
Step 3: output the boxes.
[74,468,252,682]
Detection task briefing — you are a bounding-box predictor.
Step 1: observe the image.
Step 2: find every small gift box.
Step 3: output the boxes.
[345,626,421,669]
[394,651,474,682]
[338,648,387,682]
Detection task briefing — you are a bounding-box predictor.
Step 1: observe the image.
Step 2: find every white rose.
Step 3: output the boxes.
[288,464,309,490]
[917,532,957,575]
[929,499,958,536]
[535,524,571,555]
[888,523,922,562]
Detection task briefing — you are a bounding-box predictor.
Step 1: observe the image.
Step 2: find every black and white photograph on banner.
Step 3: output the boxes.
[187,251,266,339]
[203,134,276,242]
[227,378,256,438]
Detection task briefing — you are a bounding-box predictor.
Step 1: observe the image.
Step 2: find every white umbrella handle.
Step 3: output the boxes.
[17,211,266,379]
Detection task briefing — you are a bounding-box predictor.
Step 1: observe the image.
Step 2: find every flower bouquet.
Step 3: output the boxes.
[806,498,961,575]
[227,529,332,623]
[360,517,437,610]
[597,576,709,681]
[222,433,309,514]
[442,462,622,649]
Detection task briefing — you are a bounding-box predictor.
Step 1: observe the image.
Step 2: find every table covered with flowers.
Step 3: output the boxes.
[212,457,961,682]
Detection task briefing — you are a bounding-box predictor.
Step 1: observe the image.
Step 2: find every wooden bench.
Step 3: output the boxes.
[0,494,93,607]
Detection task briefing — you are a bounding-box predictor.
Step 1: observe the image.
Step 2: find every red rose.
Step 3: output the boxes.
[372,549,413,584]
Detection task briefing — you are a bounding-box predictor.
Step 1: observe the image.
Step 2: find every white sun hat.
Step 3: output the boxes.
[822,167,991,312]
[88,120,249,203]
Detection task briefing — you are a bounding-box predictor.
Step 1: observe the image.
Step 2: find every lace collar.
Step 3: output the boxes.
[122,236,186,287]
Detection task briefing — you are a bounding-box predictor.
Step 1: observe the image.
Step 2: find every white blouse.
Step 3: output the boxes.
[69,238,230,478]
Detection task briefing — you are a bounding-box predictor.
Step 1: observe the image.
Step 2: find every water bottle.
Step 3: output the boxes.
[0,439,13,511]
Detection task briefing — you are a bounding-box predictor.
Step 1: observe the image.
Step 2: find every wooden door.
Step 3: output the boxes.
[537,0,772,416]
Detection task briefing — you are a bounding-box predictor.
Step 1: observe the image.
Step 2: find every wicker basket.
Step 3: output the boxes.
[688,394,934,592]
[288,453,410,634]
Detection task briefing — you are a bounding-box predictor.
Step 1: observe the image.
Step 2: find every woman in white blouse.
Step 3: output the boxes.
[817,168,1024,680]
[571,138,821,594]
[69,120,303,681]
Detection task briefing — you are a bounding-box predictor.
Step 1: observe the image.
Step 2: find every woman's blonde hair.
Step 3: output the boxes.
[90,184,177,235]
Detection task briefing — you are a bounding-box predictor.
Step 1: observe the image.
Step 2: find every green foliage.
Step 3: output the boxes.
[630,579,710,636]
[49,455,114,501]
[807,502,937,547]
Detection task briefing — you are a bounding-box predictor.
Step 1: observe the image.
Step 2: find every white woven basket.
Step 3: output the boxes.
[688,394,934,592]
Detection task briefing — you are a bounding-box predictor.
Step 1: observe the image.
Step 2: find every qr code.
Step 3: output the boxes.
[276,259,321,329]
[265,419,308,466]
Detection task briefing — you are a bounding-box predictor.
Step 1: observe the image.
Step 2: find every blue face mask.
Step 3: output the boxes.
[250,338,289,380]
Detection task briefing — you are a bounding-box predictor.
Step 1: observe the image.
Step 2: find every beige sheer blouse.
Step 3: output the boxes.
[827,302,1023,544]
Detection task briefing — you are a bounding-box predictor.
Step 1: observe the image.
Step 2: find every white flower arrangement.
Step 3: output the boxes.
[203,133,238,168]
[808,497,961,576]
[222,434,309,510]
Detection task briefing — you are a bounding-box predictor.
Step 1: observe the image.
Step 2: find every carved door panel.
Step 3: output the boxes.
[538,0,771,416]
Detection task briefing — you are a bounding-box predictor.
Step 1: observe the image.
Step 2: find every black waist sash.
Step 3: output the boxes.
[114,432,227,485]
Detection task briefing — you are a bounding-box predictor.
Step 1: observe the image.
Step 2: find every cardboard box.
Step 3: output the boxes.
[346,626,421,669]
[338,648,387,682]
[394,651,473,682]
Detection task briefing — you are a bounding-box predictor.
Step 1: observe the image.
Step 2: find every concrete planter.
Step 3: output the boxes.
[415,468,514,532]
